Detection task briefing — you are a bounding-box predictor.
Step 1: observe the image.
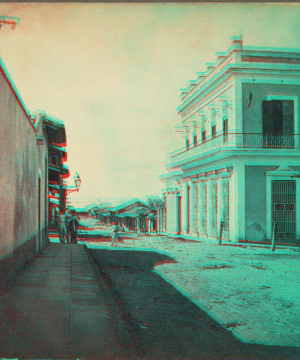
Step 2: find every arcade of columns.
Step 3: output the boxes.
[157,169,231,239]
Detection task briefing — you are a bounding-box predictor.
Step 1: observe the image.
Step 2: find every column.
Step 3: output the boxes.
[232,162,245,242]
[171,194,175,233]
[168,193,172,233]
[190,177,198,236]
[164,196,167,232]
[167,193,172,233]
[181,181,188,235]
[219,170,231,236]
[165,194,169,233]
[162,205,164,232]
[207,172,218,238]
[198,174,207,237]
[173,192,179,234]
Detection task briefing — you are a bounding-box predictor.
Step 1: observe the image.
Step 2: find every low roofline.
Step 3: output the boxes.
[113,198,149,212]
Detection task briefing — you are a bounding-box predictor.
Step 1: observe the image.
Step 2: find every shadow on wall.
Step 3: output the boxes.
[89,248,300,360]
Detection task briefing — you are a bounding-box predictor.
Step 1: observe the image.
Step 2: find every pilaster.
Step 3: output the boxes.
[198,174,207,237]
[207,171,218,238]
[219,169,231,236]
[181,180,187,235]
[232,162,245,242]
[190,176,198,236]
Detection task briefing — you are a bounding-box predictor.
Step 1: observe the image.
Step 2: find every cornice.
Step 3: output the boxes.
[178,63,300,116]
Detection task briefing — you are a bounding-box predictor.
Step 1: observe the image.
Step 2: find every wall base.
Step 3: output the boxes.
[0,231,49,286]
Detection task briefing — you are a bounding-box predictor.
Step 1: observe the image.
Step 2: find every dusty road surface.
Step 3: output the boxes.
[88,246,300,360]
[76,217,300,359]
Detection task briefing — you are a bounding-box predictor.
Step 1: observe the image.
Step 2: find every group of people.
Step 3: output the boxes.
[59,210,80,244]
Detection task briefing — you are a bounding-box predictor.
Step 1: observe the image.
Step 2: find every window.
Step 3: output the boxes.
[194,134,197,146]
[50,155,60,166]
[202,130,206,142]
[262,100,294,148]
[211,125,216,138]
[186,138,190,148]
[223,118,228,133]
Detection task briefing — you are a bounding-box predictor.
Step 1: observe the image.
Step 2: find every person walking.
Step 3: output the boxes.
[59,210,67,243]
[110,222,119,247]
[68,211,79,244]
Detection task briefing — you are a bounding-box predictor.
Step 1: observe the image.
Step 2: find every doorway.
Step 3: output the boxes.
[272,180,296,242]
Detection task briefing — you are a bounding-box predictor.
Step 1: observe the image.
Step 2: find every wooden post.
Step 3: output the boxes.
[271,223,276,252]
[218,221,224,245]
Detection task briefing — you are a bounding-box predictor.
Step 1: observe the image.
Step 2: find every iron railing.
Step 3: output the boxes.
[169,133,299,163]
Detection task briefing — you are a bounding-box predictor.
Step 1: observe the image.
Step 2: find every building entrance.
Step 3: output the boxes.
[272,180,296,242]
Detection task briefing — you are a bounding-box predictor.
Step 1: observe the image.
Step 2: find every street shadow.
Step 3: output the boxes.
[89,248,300,360]
[89,248,177,271]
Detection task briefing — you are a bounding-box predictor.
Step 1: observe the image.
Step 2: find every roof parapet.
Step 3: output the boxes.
[230,34,243,50]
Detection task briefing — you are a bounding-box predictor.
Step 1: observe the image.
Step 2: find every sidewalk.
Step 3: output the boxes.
[0,239,133,359]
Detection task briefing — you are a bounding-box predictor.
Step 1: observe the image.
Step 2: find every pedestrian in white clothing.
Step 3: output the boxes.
[110,222,119,247]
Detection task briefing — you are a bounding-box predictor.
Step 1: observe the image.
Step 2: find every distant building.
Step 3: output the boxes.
[159,36,300,244]
[33,112,69,228]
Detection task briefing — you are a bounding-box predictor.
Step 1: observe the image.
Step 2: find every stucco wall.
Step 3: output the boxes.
[0,67,48,281]
[245,166,268,241]
[242,83,300,133]
[36,122,49,249]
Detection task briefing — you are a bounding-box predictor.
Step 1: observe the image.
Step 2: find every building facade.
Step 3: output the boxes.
[32,112,69,228]
[159,36,300,244]
[0,58,49,283]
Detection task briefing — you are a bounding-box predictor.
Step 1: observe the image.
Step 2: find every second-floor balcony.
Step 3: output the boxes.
[49,154,62,168]
[168,132,300,167]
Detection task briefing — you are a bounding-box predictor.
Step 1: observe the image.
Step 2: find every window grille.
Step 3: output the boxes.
[272,180,296,241]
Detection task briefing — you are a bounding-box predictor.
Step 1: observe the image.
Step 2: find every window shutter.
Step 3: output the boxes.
[263,100,274,135]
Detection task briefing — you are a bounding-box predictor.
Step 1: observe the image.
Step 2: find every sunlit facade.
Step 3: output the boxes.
[159,36,300,244]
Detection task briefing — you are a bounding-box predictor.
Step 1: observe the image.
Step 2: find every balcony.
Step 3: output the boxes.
[49,155,62,168]
[168,133,299,167]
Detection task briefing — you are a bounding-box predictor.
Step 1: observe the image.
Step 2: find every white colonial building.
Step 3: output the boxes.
[158,36,300,244]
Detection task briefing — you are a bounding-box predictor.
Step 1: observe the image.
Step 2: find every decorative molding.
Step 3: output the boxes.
[219,168,231,178]
[266,164,300,177]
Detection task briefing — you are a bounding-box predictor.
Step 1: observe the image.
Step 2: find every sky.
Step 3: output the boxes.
[0,3,299,203]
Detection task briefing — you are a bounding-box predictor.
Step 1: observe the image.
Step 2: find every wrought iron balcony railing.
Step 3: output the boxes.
[169,132,299,165]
